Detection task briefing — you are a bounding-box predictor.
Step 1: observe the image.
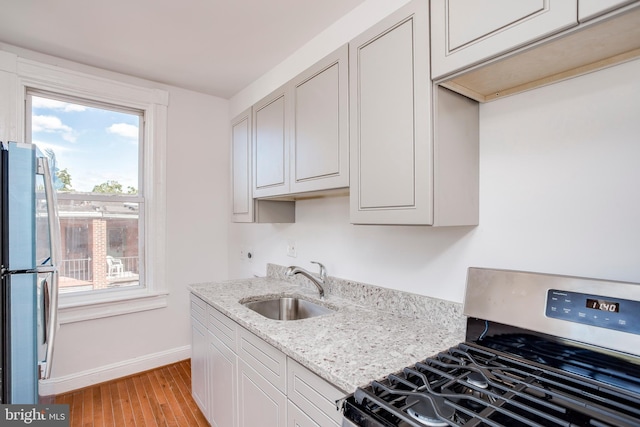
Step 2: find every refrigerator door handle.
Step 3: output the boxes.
[38,156,62,380]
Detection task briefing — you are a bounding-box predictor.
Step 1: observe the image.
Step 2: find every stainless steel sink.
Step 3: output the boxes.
[242,297,334,321]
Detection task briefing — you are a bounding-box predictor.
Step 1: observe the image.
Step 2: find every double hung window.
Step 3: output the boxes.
[17,60,168,322]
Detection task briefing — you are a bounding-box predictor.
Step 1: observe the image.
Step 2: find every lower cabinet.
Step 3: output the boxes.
[287,359,343,427]
[209,333,237,427]
[238,358,287,427]
[190,296,209,418]
[191,294,346,427]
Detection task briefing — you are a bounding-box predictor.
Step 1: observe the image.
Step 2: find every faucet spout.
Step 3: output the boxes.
[285,261,326,299]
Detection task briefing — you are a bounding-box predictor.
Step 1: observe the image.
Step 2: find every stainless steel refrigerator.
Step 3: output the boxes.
[0,141,61,403]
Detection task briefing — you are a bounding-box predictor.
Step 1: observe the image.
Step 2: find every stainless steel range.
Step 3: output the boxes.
[341,268,640,426]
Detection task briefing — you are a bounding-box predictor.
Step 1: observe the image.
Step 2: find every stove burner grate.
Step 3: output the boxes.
[346,339,640,427]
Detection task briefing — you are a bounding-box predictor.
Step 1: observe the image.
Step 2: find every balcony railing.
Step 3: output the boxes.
[61,258,92,281]
[61,256,140,281]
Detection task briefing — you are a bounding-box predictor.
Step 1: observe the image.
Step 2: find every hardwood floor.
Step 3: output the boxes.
[54,359,209,427]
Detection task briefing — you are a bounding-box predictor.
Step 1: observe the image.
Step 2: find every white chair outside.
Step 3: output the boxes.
[107,256,124,277]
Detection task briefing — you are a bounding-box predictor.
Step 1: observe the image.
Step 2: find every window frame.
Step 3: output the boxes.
[16,58,169,324]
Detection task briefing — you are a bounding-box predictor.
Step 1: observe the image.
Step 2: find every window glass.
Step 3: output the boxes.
[30,93,144,294]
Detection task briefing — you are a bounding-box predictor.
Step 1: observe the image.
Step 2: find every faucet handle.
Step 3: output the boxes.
[310,261,326,281]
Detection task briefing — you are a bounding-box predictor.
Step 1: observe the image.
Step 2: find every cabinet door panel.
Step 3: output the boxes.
[291,44,349,193]
[350,0,432,224]
[191,317,208,419]
[448,0,545,50]
[431,0,577,79]
[238,359,286,427]
[579,0,637,21]
[358,19,415,209]
[231,109,253,222]
[254,90,289,197]
[209,334,237,427]
[295,64,340,181]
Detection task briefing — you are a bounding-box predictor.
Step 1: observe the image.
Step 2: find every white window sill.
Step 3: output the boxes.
[58,290,169,324]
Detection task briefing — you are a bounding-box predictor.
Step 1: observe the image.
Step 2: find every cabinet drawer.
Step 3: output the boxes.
[238,327,287,393]
[287,359,344,426]
[207,306,237,350]
[190,294,207,325]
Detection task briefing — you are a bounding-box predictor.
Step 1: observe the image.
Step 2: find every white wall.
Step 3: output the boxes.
[51,83,230,386]
[229,58,640,303]
[0,44,231,390]
[229,0,411,118]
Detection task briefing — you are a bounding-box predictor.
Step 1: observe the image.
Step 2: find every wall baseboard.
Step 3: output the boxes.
[39,345,191,396]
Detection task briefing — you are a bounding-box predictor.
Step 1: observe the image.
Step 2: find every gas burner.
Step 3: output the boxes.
[405,395,454,427]
[443,370,498,411]
[466,371,488,389]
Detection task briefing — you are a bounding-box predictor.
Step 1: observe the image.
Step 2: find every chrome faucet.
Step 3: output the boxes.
[285,261,326,299]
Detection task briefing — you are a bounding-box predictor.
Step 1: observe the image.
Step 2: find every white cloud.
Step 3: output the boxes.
[31,140,72,153]
[32,115,77,142]
[107,123,139,140]
[32,97,86,112]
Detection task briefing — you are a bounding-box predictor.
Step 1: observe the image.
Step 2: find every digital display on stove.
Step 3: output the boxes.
[586,298,620,313]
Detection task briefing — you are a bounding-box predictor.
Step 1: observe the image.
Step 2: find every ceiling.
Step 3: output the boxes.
[0,0,367,99]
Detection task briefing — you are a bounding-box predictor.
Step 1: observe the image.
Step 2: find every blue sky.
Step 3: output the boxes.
[31,96,140,193]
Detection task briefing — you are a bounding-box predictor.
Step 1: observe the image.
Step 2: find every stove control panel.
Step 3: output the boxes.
[546,290,640,335]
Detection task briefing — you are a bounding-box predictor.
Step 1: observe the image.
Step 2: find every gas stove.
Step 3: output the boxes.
[341,268,640,427]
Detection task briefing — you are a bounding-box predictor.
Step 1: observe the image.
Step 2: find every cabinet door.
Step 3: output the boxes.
[290,45,349,194]
[238,359,287,427]
[349,0,432,225]
[579,0,637,21]
[287,359,343,426]
[431,0,577,79]
[253,86,290,198]
[231,108,253,222]
[190,316,209,420]
[209,333,237,427]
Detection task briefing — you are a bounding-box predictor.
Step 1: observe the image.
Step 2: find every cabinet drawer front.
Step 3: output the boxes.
[287,359,344,426]
[190,294,207,324]
[207,307,237,350]
[238,327,287,393]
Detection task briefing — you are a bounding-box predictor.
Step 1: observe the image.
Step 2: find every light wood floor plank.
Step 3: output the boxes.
[54,360,206,427]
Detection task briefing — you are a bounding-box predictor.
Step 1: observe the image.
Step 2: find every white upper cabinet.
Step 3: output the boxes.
[253,86,290,198]
[231,109,254,222]
[349,0,479,226]
[433,1,640,102]
[290,45,349,194]
[431,0,578,79]
[251,45,349,199]
[579,0,637,21]
[349,0,431,225]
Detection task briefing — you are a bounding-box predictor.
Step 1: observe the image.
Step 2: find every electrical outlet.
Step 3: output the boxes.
[286,240,297,258]
[240,247,253,261]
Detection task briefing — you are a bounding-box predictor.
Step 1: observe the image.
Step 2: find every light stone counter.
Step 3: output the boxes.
[189,265,466,394]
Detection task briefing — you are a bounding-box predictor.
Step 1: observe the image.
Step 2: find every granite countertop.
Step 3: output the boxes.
[189,272,466,394]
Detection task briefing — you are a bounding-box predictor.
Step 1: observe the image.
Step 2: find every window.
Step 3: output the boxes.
[29,92,144,294]
[17,59,168,323]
